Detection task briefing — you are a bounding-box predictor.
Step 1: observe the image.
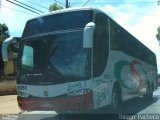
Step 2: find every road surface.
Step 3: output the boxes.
[0,88,160,120]
[0,95,20,114]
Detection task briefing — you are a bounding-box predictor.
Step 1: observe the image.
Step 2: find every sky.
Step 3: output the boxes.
[0,0,160,72]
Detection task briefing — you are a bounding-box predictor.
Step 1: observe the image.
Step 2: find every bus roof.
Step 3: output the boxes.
[27,6,100,22]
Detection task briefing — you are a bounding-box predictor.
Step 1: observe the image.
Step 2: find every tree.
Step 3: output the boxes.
[156,26,160,45]
[0,23,10,72]
[0,23,10,44]
[49,3,63,12]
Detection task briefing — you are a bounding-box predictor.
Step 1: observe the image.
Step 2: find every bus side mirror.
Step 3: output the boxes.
[83,22,95,48]
[2,37,20,62]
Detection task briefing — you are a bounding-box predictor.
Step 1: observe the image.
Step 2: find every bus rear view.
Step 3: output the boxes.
[17,8,94,112]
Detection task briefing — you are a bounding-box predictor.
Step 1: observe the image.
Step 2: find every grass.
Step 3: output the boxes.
[0,80,16,95]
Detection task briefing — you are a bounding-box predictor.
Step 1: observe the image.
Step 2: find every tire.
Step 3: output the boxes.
[111,84,122,113]
[143,82,153,100]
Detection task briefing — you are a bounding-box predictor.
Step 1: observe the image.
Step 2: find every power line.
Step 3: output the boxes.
[102,7,160,19]
[53,0,81,8]
[82,0,92,6]
[23,0,48,11]
[92,1,156,5]
[53,0,70,8]
[71,2,83,5]
[13,0,44,13]
[54,0,65,6]
[5,0,40,15]
[1,4,35,16]
[93,1,160,18]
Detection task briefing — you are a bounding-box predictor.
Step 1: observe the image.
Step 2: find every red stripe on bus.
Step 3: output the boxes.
[17,92,93,111]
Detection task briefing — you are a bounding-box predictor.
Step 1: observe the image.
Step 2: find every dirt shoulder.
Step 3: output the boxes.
[0,95,21,114]
[0,80,16,96]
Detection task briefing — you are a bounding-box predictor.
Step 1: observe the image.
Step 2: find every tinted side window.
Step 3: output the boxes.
[93,13,109,77]
[110,20,156,66]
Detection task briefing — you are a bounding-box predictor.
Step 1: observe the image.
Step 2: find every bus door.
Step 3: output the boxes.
[92,12,110,109]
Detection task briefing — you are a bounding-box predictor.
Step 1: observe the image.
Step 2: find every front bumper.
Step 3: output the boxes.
[17,92,93,112]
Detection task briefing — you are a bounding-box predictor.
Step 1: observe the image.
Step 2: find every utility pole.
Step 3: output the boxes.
[66,0,68,8]
[158,0,160,5]
[0,25,2,42]
[66,0,70,8]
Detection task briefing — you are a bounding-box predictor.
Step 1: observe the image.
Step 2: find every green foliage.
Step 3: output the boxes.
[0,23,17,53]
[156,26,160,42]
[0,23,10,44]
[49,3,63,12]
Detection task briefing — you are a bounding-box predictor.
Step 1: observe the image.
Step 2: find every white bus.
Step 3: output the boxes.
[2,7,157,113]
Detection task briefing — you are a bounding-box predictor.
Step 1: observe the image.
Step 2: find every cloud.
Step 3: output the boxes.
[122,6,160,52]
[0,0,38,36]
[1,0,14,14]
[101,5,135,24]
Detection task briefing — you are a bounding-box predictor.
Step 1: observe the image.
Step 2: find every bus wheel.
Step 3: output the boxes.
[143,82,153,100]
[111,84,122,113]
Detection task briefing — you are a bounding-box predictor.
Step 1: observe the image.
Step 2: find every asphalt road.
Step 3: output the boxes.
[14,87,160,120]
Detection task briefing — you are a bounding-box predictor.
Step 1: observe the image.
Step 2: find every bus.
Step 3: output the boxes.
[2,7,157,113]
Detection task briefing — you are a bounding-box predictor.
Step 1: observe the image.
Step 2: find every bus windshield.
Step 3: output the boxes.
[19,31,91,85]
[23,10,93,38]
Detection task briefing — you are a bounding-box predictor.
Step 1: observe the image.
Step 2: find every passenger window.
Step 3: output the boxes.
[22,45,33,68]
